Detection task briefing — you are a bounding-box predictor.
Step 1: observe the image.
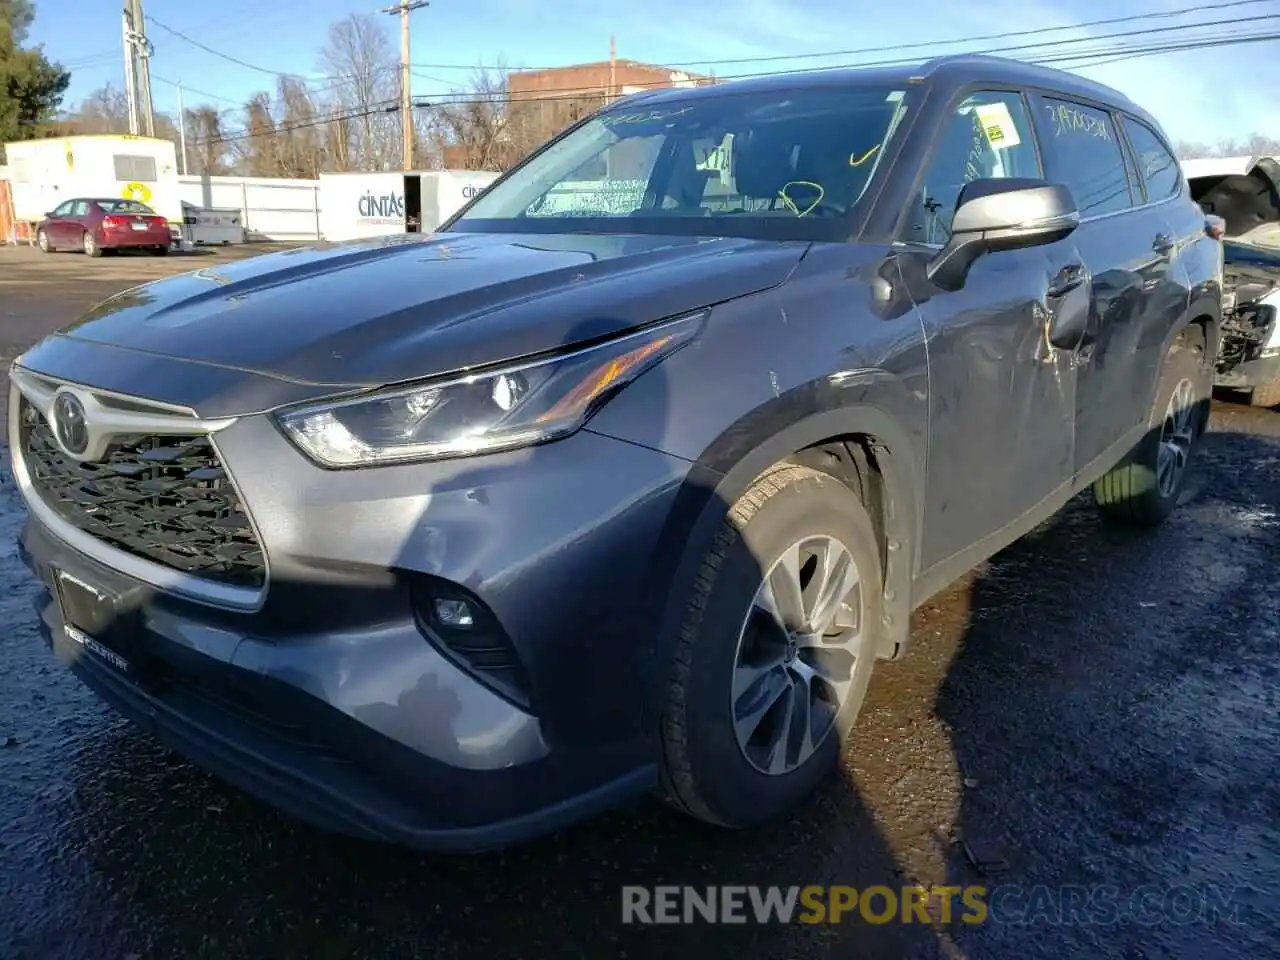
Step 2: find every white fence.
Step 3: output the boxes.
[178,174,321,242]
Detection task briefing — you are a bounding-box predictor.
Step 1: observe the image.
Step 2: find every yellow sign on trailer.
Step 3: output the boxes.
[2,134,181,232]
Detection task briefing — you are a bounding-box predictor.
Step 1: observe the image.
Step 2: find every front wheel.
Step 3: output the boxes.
[36,228,54,253]
[659,464,883,828]
[1093,329,1208,525]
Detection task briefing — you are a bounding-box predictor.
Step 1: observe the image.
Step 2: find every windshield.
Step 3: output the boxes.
[95,199,156,214]
[451,85,910,241]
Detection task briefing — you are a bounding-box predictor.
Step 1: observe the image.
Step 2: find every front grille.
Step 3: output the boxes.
[19,397,265,589]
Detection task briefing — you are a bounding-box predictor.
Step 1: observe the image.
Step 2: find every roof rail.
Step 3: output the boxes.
[917,53,1134,105]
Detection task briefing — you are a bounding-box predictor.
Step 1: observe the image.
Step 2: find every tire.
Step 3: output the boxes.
[154,244,169,256]
[1093,329,1209,525]
[82,231,102,258]
[659,464,883,828]
[1246,380,1280,409]
[36,228,54,253]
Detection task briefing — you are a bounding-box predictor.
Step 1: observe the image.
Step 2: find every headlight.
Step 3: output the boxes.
[276,312,703,467]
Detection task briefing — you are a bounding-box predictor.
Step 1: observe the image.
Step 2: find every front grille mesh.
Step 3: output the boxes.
[19,397,265,588]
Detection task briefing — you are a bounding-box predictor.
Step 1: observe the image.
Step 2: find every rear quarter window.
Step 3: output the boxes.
[1121,116,1182,202]
[1036,98,1133,217]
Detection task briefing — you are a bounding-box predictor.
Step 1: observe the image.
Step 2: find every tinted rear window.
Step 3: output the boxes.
[1121,117,1181,202]
[95,200,156,214]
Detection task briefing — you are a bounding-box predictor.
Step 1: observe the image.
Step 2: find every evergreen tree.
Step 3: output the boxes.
[0,0,71,158]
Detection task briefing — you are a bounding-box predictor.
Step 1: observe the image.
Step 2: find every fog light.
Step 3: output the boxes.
[434,597,475,628]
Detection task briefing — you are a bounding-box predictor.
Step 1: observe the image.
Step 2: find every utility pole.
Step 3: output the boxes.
[121,8,139,135]
[177,81,188,174]
[382,0,428,171]
[122,0,156,137]
[609,35,616,103]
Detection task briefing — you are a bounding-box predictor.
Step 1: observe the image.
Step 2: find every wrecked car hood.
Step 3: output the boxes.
[1187,156,1280,248]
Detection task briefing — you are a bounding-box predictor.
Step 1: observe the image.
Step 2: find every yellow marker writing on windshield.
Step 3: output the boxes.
[849,145,880,167]
[778,181,825,218]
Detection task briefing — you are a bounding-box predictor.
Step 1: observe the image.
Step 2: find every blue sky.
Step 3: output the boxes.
[27,0,1280,147]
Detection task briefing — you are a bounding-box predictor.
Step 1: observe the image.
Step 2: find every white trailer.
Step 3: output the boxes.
[318,170,498,243]
[2,135,182,242]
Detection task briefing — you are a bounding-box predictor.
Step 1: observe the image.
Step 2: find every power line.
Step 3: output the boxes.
[202,10,1280,136]
[151,4,1278,148]
[197,31,1279,146]
[1044,29,1280,67]
[151,73,243,106]
[145,17,313,79]
[148,0,1269,88]
[654,0,1277,68]
[406,0,1277,71]
[384,13,1280,108]
[192,27,1280,147]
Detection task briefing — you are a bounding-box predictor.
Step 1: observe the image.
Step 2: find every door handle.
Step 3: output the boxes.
[1047,263,1086,298]
[1153,233,1176,256]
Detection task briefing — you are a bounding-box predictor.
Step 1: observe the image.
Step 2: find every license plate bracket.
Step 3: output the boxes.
[130,221,147,231]
[53,569,141,675]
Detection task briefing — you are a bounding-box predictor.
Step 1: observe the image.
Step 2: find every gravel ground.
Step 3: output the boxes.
[0,244,1277,959]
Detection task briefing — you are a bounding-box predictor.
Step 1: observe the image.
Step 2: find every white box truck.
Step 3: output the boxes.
[318,170,498,243]
[3,135,182,243]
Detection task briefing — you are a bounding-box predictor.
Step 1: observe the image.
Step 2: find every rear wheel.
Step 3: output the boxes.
[1246,380,1280,409]
[82,231,102,258]
[659,465,882,827]
[36,228,54,253]
[1093,329,1208,525]
[153,244,169,256]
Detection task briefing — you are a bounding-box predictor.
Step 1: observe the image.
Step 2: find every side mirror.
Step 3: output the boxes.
[927,178,1079,291]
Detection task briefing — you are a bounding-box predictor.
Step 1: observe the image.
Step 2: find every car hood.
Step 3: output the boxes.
[1187,156,1280,249]
[54,231,808,387]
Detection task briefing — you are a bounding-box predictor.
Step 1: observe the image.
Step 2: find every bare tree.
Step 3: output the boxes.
[236,91,280,176]
[1175,134,1280,161]
[277,76,324,178]
[185,104,231,175]
[1174,140,1216,161]
[318,14,398,170]
[424,64,603,172]
[63,84,130,132]
[60,82,186,166]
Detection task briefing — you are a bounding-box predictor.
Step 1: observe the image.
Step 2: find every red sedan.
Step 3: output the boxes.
[36,198,173,257]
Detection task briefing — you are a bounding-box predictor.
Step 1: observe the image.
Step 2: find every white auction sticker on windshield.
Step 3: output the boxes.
[975,102,1021,149]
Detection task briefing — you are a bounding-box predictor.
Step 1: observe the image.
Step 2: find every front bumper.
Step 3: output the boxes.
[14,391,691,849]
[25,551,653,851]
[1214,350,1280,390]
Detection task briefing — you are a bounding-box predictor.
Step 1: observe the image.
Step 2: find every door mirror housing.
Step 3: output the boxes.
[927,178,1080,291]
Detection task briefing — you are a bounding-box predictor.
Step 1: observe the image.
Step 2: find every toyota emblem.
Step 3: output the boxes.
[52,392,90,456]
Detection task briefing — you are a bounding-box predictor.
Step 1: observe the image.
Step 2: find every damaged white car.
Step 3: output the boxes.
[1188,156,1280,408]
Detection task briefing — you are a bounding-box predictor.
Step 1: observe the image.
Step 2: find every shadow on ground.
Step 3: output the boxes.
[1,405,1278,959]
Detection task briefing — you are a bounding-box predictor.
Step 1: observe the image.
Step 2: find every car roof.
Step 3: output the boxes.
[612,53,1162,134]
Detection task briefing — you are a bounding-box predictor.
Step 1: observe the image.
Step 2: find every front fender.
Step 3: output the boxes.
[617,387,925,748]
[584,256,930,736]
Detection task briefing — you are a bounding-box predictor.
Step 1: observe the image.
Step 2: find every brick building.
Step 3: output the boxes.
[439,58,715,170]
[508,59,715,105]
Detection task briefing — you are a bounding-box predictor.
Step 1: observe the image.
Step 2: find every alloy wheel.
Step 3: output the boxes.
[730,535,865,776]
[1157,377,1196,498]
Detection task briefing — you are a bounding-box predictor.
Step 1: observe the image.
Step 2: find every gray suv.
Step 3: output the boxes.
[10,55,1222,851]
